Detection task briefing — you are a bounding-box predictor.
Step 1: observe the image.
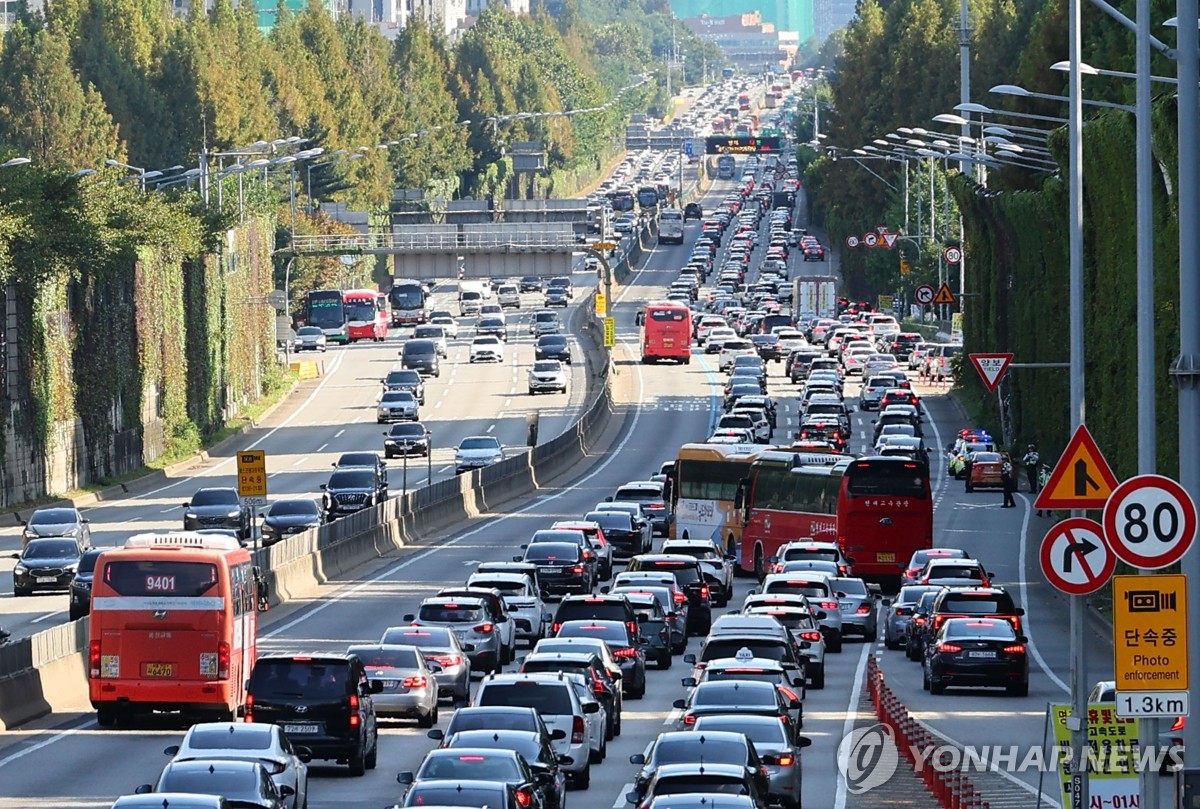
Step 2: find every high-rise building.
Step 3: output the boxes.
[681,12,799,72]
[466,0,530,14]
[812,0,855,41]
[670,0,813,43]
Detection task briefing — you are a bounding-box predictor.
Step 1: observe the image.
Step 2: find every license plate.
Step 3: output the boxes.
[840,601,855,611]
[876,553,896,563]
[36,576,57,583]
[967,651,997,659]
[542,567,564,574]
[145,663,173,677]
[283,724,320,734]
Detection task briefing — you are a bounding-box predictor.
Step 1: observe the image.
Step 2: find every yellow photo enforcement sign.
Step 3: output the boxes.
[237,450,267,498]
[1113,574,1188,692]
[595,292,607,317]
[603,317,616,348]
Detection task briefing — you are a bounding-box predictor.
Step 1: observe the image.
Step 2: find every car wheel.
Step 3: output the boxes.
[365,736,378,770]
[965,481,974,493]
[659,650,672,669]
[13,587,29,597]
[573,765,591,790]
[96,705,118,727]
[589,743,603,765]
[810,664,825,689]
[922,667,931,691]
[827,632,843,653]
[529,388,537,395]
[348,746,366,776]
[418,704,437,728]
[930,677,946,695]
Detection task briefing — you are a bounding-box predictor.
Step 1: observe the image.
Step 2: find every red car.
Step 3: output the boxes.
[965,451,1010,492]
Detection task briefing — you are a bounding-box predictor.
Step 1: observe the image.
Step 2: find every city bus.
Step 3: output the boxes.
[305,289,347,344]
[343,288,389,342]
[716,155,736,179]
[640,301,693,364]
[389,278,430,326]
[723,67,736,80]
[735,450,851,579]
[670,442,768,561]
[838,456,933,584]
[88,533,260,726]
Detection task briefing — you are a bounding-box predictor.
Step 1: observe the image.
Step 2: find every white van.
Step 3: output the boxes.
[658,208,685,245]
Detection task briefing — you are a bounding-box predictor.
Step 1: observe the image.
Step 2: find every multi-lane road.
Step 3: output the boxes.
[0,173,1132,809]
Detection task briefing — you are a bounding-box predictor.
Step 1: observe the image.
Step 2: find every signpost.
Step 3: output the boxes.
[1102,475,1198,569]
[914,284,935,306]
[595,291,607,318]
[968,353,1014,393]
[237,450,267,506]
[1112,574,1189,712]
[1034,425,1120,511]
[603,317,616,348]
[704,136,782,154]
[1040,518,1116,595]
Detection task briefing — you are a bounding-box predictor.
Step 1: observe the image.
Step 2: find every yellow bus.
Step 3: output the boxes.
[669,442,770,563]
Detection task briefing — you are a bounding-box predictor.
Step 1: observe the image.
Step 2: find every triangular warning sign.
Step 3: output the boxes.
[969,353,1014,393]
[1035,425,1120,510]
[882,232,898,248]
[932,283,956,305]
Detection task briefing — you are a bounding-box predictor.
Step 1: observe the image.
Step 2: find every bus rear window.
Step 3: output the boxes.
[650,310,688,322]
[845,464,928,498]
[103,561,218,597]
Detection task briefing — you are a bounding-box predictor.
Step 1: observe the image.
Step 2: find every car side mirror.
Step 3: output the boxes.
[181,502,190,509]
[672,698,687,709]
[988,571,995,578]
[796,735,814,748]
[293,745,313,763]
[558,754,574,765]
[681,677,697,688]
[402,614,415,622]
[1017,635,1029,644]
[837,592,847,598]
[551,729,568,741]
[881,598,893,606]
[135,786,153,795]
[513,555,523,562]
[599,586,610,594]
[627,792,640,805]
[397,772,415,785]
[683,654,696,664]
[605,496,614,502]
[542,612,553,621]
[319,484,327,490]
[1015,607,1026,616]
[788,697,802,709]
[630,753,646,765]
[426,728,445,741]
[280,785,295,798]
[520,544,529,550]
[462,643,476,652]
[761,754,778,766]
[816,610,827,620]
[163,745,180,756]
[9,552,18,560]
[798,641,811,650]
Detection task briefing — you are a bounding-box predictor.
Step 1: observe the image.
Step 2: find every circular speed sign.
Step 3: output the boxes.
[1102,474,1198,569]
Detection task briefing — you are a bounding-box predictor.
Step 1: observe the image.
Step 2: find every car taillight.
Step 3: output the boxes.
[914,617,926,625]
[402,676,428,688]
[613,647,639,658]
[217,641,230,680]
[572,716,585,744]
[1172,716,1186,732]
[799,431,809,439]
[938,643,963,653]
[89,640,101,678]
[905,568,920,578]
[779,686,800,703]
[475,623,495,634]
[627,622,639,635]
[700,585,710,599]
[573,566,584,574]
[682,714,697,726]
[800,631,822,642]
[430,655,462,668]
[552,623,562,634]
[244,693,255,723]
[933,615,947,630]
[674,592,687,604]
[515,789,533,807]
[1002,644,1026,654]
[349,693,360,727]
[266,760,288,775]
[593,678,606,694]
[856,605,871,615]
[820,601,838,610]
[776,755,795,767]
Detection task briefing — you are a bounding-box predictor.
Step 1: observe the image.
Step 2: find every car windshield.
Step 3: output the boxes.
[297,326,322,336]
[539,336,566,347]
[30,508,78,526]
[639,561,699,585]
[387,371,420,385]
[414,327,442,339]
[477,682,574,713]
[249,660,349,699]
[268,500,319,517]
[186,725,273,751]
[533,361,561,372]
[474,336,500,345]
[460,438,500,451]
[328,470,374,488]
[190,489,237,507]
[834,578,869,596]
[380,626,453,647]
[348,646,421,669]
[654,737,746,765]
[390,424,426,437]
[694,716,789,746]
[470,577,526,594]
[381,391,414,403]
[558,622,626,643]
[23,539,79,559]
[897,586,940,606]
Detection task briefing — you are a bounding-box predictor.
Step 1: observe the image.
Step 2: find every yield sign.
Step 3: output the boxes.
[881,232,899,248]
[1040,517,1115,595]
[969,353,1014,393]
[1035,424,1120,510]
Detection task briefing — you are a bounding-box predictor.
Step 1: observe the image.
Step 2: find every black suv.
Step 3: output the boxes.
[552,594,639,636]
[683,202,703,221]
[182,487,251,539]
[321,466,388,519]
[518,542,590,596]
[246,653,381,775]
[382,368,426,404]
[624,555,712,634]
[535,335,572,364]
[583,511,645,558]
[69,547,105,621]
[930,586,1025,635]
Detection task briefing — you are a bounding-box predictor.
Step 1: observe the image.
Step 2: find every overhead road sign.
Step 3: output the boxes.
[944,246,963,265]
[969,353,1014,393]
[931,283,957,306]
[914,284,935,305]
[1034,424,1119,510]
[1039,517,1115,595]
[237,450,267,504]
[1112,574,1188,694]
[593,242,618,251]
[705,136,782,154]
[1102,474,1197,569]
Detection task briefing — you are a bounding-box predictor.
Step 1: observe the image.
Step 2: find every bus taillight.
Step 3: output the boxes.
[217,641,230,679]
[89,640,102,678]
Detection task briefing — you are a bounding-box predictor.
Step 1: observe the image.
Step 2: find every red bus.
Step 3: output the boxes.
[88,533,260,726]
[735,451,848,579]
[838,457,933,583]
[640,301,693,364]
[343,288,389,342]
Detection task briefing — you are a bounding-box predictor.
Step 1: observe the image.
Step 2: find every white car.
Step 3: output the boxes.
[718,339,757,372]
[429,313,459,339]
[163,723,308,809]
[730,406,771,443]
[412,324,449,357]
[707,427,755,444]
[293,326,327,352]
[705,327,738,353]
[496,284,521,309]
[528,360,569,394]
[531,309,562,336]
[480,303,505,320]
[467,571,548,645]
[843,348,873,375]
[469,335,505,363]
[455,435,504,473]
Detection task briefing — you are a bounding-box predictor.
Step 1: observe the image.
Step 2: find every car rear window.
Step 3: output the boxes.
[939,593,1015,613]
[186,725,273,750]
[403,785,505,807]
[250,659,350,699]
[347,646,421,669]
[943,619,1017,640]
[654,737,746,765]
[523,543,580,561]
[555,601,628,623]
[419,604,484,623]
[638,561,700,585]
[764,578,831,598]
[701,639,789,663]
[476,682,574,714]
[927,565,985,581]
[655,776,748,795]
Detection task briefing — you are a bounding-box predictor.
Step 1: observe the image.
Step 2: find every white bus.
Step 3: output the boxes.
[658,208,685,245]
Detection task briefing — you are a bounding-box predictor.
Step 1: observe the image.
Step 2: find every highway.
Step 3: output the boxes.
[0,173,1135,809]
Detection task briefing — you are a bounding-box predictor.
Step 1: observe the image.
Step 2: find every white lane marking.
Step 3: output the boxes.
[334,429,345,438]
[613,785,633,809]
[317,444,328,453]
[127,517,141,523]
[0,720,92,768]
[435,401,443,409]
[833,642,873,809]
[504,399,512,407]
[293,458,307,466]
[486,425,496,433]
[159,507,175,514]
[1017,494,1070,694]
[30,611,59,625]
[663,708,681,726]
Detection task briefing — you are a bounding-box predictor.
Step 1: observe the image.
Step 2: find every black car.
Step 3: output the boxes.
[435,706,563,747]
[923,617,1029,696]
[443,729,568,809]
[261,498,324,546]
[519,276,544,293]
[552,595,639,637]
[68,547,105,620]
[246,653,381,775]
[321,467,388,519]
[555,620,647,699]
[477,316,508,341]
[11,537,84,596]
[535,335,572,364]
[547,277,573,299]
[583,510,648,558]
[517,542,590,596]
[751,334,783,361]
[629,731,766,804]
[683,202,703,221]
[334,451,388,477]
[624,555,712,635]
[182,487,251,539]
[400,780,522,809]
[905,590,942,661]
[544,288,568,308]
[382,368,426,404]
[384,422,431,458]
[399,751,542,809]
[401,339,441,377]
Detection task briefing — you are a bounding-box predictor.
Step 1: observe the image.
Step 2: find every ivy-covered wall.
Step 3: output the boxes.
[0,168,276,506]
[949,98,1181,482]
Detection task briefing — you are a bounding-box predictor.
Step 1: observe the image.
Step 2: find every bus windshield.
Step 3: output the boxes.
[306,291,344,329]
[390,284,425,310]
[344,298,377,323]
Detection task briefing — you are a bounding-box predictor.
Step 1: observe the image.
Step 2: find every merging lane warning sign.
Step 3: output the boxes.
[1034,424,1119,510]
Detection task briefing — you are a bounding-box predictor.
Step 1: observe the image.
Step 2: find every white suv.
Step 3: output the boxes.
[466,571,548,645]
[718,339,756,372]
[528,360,569,395]
[469,335,505,363]
[496,284,521,309]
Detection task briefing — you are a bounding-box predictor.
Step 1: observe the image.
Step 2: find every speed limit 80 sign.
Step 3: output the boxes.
[1103,474,1198,569]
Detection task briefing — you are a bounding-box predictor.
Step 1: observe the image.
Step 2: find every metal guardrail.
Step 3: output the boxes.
[288,230,583,255]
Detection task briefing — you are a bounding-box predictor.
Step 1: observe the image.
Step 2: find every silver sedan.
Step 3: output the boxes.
[348,644,439,726]
[377,390,419,422]
[163,722,308,809]
[380,625,473,703]
[690,714,812,809]
[883,585,943,650]
[832,576,881,639]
